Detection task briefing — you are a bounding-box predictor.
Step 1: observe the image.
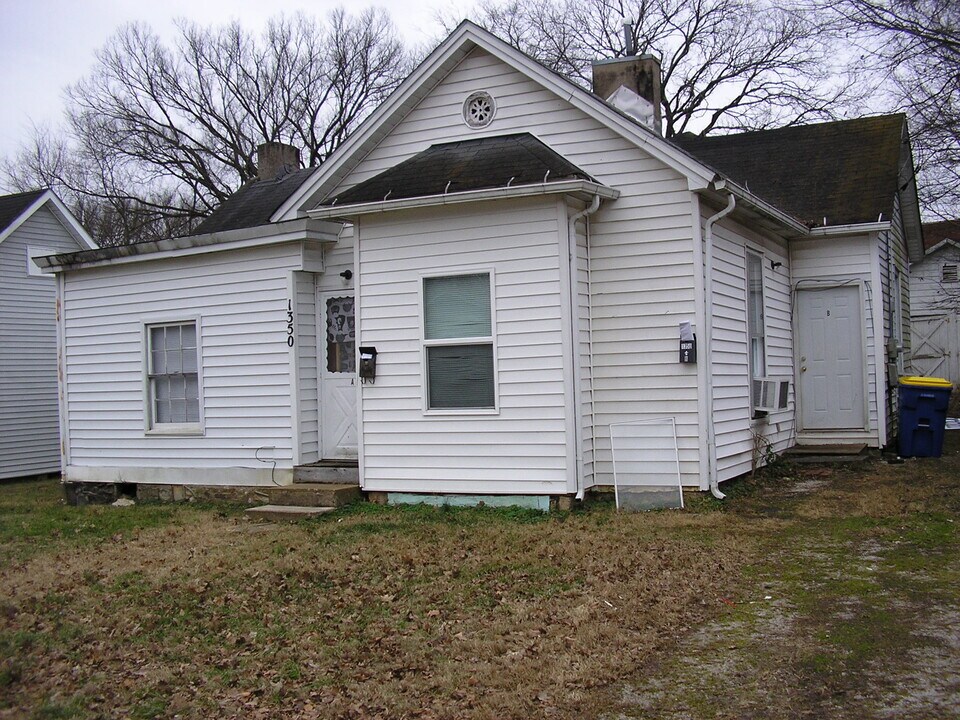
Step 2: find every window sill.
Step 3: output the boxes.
[145,424,204,437]
[423,407,500,416]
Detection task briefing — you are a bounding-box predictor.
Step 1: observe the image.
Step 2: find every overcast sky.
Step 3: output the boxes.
[0,0,464,168]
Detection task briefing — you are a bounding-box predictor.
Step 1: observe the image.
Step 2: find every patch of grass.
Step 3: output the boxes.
[129,693,168,720]
[30,697,87,719]
[0,479,199,566]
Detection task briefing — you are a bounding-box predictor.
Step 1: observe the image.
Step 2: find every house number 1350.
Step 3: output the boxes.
[286,300,295,347]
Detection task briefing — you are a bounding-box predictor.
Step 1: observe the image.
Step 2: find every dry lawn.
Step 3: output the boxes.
[1,432,958,720]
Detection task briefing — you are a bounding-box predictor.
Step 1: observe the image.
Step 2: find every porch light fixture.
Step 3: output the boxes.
[340,269,353,280]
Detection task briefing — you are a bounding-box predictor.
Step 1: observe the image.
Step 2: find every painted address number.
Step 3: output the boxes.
[286,299,295,347]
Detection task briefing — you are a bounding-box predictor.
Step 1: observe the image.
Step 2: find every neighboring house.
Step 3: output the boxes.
[0,189,96,480]
[910,220,960,384]
[41,21,922,503]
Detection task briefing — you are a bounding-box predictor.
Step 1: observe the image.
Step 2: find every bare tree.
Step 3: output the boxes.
[452,0,864,137]
[822,0,960,219]
[5,9,411,246]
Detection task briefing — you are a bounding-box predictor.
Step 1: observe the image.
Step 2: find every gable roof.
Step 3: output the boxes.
[671,115,906,228]
[0,189,96,249]
[323,133,597,207]
[922,219,960,252]
[0,189,46,234]
[276,20,719,223]
[193,167,316,235]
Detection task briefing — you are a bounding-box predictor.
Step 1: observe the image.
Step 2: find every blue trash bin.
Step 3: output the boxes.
[899,376,953,458]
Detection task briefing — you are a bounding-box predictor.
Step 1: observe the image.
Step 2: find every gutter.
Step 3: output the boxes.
[808,221,891,237]
[307,180,620,220]
[703,182,737,500]
[568,195,602,501]
[38,218,341,272]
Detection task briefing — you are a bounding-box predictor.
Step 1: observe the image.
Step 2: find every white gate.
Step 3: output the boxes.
[911,313,960,384]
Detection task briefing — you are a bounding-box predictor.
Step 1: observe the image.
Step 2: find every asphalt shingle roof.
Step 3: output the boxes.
[192,167,316,235]
[671,114,907,228]
[0,189,45,234]
[323,133,597,206]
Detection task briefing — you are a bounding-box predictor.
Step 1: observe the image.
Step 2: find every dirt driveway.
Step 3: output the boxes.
[607,432,960,719]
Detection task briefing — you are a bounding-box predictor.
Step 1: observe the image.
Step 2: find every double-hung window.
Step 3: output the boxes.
[422,273,496,410]
[147,321,201,431]
[746,251,767,404]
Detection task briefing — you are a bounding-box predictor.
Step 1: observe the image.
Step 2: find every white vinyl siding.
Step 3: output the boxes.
[335,47,702,487]
[292,271,319,464]
[878,193,912,439]
[0,206,87,479]
[61,242,309,480]
[575,218,595,488]
[357,198,569,494]
[911,244,960,315]
[710,213,794,481]
[791,234,880,445]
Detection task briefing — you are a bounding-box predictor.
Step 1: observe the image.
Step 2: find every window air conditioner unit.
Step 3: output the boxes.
[753,377,790,413]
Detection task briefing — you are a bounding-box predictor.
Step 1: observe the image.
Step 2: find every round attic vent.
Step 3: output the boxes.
[463,91,496,128]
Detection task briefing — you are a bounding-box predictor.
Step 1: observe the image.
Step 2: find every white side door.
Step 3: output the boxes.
[319,292,358,459]
[797,285,867,430]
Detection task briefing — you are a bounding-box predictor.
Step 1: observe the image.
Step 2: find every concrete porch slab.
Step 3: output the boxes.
[245,505,335,522]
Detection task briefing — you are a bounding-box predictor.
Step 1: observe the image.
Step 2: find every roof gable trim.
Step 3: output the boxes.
[272,21,715,222]
[0,190,96,249]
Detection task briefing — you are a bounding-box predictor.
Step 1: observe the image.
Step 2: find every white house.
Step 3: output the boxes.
[910,220,960,384]
[0,189,96,480]
[41,22,922,503]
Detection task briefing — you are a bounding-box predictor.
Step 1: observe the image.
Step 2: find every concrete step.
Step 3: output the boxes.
[784,443,872,464]
[245,504,335,522]
[787,443,868,456]
[264,482,362,508]
[293,462,359,484]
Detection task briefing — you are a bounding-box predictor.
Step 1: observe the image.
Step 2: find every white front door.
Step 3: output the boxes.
[319,292,358,459]
[797,285,866,430]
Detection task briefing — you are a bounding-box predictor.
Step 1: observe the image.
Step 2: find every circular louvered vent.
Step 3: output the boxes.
[462,91,496,128]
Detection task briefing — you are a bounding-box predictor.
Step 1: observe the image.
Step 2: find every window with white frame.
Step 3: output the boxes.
[422,273,495,410]
[746,251,767,396]
[147,321,201,429]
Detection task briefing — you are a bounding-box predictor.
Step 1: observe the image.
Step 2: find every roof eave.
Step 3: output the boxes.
[705,178,811,238]
[924,238,960,257]
[807,221,892,237]
[306,180,620,220]
[40,218,341,272]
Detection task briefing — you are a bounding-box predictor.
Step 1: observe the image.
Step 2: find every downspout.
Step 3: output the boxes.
[570,194,601,501]
[704,185,736,499]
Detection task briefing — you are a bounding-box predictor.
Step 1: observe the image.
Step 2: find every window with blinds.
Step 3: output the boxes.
[422,273,495,410]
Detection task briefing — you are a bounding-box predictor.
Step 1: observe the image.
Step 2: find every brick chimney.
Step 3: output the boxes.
[592,53,663,134]
[256,142,301,181]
